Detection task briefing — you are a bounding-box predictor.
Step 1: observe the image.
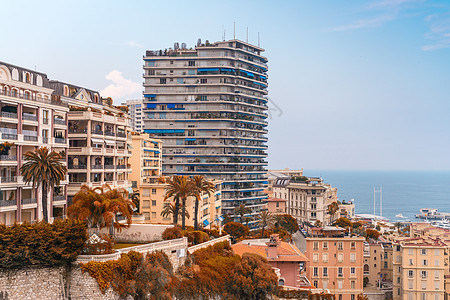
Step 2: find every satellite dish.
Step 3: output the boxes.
[197,38,202,46]
[174,42,179,50]
[181,43,187,49]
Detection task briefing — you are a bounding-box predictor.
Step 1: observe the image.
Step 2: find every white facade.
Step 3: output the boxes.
[123,99,144,132]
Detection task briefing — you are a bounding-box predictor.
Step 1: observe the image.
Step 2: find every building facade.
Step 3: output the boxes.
[305,236,365,300]
[0,62,69,225]
[142,39,268,228]
[123,99,144,132]
[50,81,131,203]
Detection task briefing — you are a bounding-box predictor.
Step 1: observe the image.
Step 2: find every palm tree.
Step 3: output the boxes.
[234,204,251,223]
[68,184,134,233]
[191,175,216,230]
[163,175,194,229]
[20,147,67,222]
[130,190,140,213]
[327,201,340,223]
[161,203,190,224]
[258,211,275,237]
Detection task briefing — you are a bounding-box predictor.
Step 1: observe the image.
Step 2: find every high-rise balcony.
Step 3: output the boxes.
[21,198,37,205]
[1,112,17,119]
[22,113,37,122]
[54,117,66,126]
[0,200,17,207]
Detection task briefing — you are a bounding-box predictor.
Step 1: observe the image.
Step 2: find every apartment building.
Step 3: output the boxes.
[272,175,337,226]
[49,81,131,202]
[305,236,365,300]
[363,243,385,286]
[142,39,268,228]
[392,237,447,300]
[0,62,69,225]
[123,99,144,132]
[267,197,286,214]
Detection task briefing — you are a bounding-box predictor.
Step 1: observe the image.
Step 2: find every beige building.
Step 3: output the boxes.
[392,237,447,300]
[50,82,131,203]
[273,176,338,226]
[306,236,365,300]
[0,62,70,225]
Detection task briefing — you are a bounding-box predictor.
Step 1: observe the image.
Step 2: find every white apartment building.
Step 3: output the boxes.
[0,61,69,225]
[142,39,269,228]
[123,99,144,132]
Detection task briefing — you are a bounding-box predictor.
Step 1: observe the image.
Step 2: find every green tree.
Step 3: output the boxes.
[190,175,215,230]
[163,175,194,230]
[161,203,189,224]
[20,147,67,222]
[258,211,275,238]
[234,204,251,224]
[68,184,134,233]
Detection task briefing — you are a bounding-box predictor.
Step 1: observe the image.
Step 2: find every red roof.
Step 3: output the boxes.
[268,197,287,202]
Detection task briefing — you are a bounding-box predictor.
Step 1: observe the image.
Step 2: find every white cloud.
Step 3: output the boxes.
[127,41,144,48]
[421,13,450,51]
[328,14,395,32]
[100,70,141,103]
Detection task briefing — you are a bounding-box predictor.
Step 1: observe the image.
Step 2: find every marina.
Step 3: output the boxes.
[414,208,450,220]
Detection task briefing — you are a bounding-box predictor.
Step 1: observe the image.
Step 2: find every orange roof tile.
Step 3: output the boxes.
[232,240,309,262]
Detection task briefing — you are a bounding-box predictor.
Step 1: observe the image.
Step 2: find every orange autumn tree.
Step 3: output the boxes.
[68,184,134,233]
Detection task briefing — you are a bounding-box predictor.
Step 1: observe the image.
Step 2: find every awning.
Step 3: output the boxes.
[147,103,157,108]
[91,138,104,144]
[220,68,234,72]
[167,104,175,109]
[185,138,196,141]
[104,140,116,146]
[197,68,219,72]
[144,94,157,98]
[241,70,255,77]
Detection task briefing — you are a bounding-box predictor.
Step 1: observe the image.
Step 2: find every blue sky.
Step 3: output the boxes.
[2,0,450,170]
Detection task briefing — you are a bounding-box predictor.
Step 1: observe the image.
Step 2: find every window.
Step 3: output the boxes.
[339,295,342,300]
[160,78,166,84]
[338,253,344,262]
[434,249,440,256]
[435,281,439,291]
[313,241,319,250]
[408,270,414,278]
[384,261,388,268]
[423,259,428,266]
[200,78,207,84]
[409,249,414,255]
[338,280,343,289]
[422,281,427,290]
[385,252,388,259]
[170,60,173,64]
[397,277,401,284]
[421,271,427,279]
[151,200,156,206]
[434,270,440,279]
[435,294,439,300]
[143,189,150,197]
[338,267,343,277]
[152,188,156,194]
[351,242,356,249]
[323,241,328,250]
[351,281,355,289]
[338,242,343,250]
[188,61,195,66]
[396,245,401,251]
[409,280,413,289]
[313,253,319,262]
[350,253,356,262]
[351,267,355,275]
[313,267,318,277]
[151,212,156,219]
[313,280,318,288]
[435,260,439,267]
[409,259,414,266]
[323,267,328,277]
[422,293,426,300]
[421,249,427,255]
[408,294,414,300]
[323,280,328,290]
[322,253,328,262]
[351,295,355,300]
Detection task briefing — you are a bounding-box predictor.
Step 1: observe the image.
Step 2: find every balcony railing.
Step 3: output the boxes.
[69,128,87,134]
[22,198,37,205]
[54,118,66,125]
[105,131,115,137]
[0,155,16,161]
[22,114,37,121]
[0,200,17,207]
[53,195,65,202]
[104,165,115,169]
[117,132,127,138]
[0,176,17,183]
[55,138,66,144]
[116,165,126,169]
[0,89,68,107]
[92,130,103,135]
[42,137,48,144]
[24,135,38,142]
[2,133,17,140]
[68,165,87,169]
[1,112,17,119]
[91,165,103,169]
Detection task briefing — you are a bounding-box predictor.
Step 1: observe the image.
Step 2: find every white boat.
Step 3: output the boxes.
[395,213,406,218]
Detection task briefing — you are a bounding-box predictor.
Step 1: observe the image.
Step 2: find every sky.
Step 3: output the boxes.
[1,0,450,171]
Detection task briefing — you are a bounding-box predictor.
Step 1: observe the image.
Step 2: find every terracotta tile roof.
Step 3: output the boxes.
[232,240,309,262]
[268,197,287,202]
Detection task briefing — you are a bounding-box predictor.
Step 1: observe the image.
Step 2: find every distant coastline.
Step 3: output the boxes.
[302,170,450,221]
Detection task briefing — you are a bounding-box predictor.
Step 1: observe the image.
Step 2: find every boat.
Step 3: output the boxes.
[395,213,406,218]
[415,208,450,220]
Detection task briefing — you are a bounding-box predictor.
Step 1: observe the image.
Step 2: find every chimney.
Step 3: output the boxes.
[266,234,280,259]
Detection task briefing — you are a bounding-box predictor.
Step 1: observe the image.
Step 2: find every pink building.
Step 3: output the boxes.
[305,236,365,300]
[232,234,313,289]
[267,197,286,214]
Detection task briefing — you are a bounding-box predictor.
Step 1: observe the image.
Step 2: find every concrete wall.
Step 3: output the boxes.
[101,223,173,243]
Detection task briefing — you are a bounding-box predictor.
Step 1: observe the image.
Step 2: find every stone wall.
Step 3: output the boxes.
[68,265,120,300]
[100,223,173,243]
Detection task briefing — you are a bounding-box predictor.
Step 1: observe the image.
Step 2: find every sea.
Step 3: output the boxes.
[302,170,450,222]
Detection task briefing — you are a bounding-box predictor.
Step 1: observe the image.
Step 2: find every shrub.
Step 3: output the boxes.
[0,220,88,268]
[223,222,249,241]
[162,226,183,240]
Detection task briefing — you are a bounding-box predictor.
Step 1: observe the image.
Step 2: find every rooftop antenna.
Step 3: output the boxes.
[246,27,248,43]
[233,22,236,39]
[258,32,260,47]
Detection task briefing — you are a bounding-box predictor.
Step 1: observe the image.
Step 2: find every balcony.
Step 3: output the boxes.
[117,132,127,138]
[116,165,126,169]
[91,165,104,170]
[54,118,66,126]
[0,176,17,183]
[24,135,38,142]
[0,200,17,207]
[105,131,115,137]
[69,128,87,134]
[53,195,66,202]
[0,155,16,161]
[22,198,37,205]
[22,113,37,122]
[55,138,66,144]
[104,165,115,170]
[0,89,68,107]
[1,112,17,119]
[68,165,87,170]
[1,133,17,140]
[91,129,103,135]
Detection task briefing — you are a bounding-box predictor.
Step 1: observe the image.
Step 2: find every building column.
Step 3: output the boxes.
[17,104,22,134]
[16,187,22,223]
